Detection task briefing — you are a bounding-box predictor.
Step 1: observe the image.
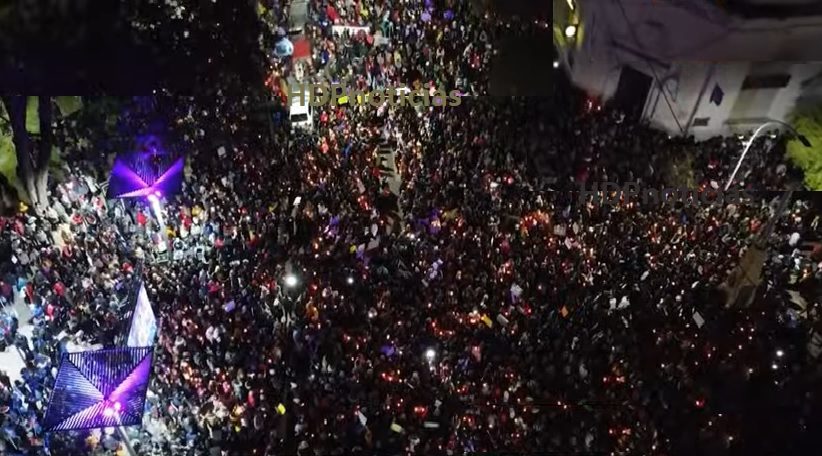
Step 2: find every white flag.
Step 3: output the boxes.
[510,284,523,302]
[693,311,705,328]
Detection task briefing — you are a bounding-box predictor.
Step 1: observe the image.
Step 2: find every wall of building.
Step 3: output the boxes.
[649,62,822,139]
[685,62,822,138]
[566,50,620,99]
[765,63,822,121]
[646,62,715,137]
[561,0,822,140]
[679,62,751,139]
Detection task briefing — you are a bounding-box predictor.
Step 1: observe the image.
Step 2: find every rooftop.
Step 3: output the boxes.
[580,0,822,61]
[722,0,822,18]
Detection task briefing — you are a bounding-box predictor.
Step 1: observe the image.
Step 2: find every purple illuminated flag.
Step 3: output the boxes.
[43,347,154,431]
[107,148,184,200]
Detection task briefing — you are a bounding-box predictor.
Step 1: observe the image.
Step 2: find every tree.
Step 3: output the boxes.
[1,96,52,212]
[0,133,20,215]
[788,103,822,190]
[0,96,83,213]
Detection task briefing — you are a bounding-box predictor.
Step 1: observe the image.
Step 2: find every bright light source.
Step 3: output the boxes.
[284,274,298,288]
[565,25,577,38]
[425,348,436,361]
[553,60,560,69]
[771,363,778,370]
[776,349,784,357]
[567,0,575,10]
[347,277,354,285]
[147,193,165,228]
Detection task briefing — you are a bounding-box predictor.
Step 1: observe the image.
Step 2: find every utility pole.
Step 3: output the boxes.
[116,425,138,456]
[723,191,793,308]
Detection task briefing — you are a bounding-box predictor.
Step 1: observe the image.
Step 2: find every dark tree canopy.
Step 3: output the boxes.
[0,0,266,93]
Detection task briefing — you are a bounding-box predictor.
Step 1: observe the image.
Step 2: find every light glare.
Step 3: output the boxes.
[284,274,298,287]
[425,348,436,361]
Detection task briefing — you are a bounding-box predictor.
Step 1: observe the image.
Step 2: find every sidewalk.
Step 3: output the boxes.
[0,288,33,384]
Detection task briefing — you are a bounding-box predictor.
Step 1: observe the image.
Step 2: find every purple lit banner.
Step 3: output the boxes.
[43,347,154,431]
[127,283,158,348]
[107,152,184,200]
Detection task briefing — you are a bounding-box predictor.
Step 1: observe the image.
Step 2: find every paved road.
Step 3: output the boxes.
[378,140,402,196]
[377,136,404,231]
[0,288,33,384]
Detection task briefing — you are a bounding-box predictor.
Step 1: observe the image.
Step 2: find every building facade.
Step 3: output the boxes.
[555,0,822,140]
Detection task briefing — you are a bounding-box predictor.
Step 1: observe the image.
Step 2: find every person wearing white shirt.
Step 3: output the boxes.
[205,325,221,343]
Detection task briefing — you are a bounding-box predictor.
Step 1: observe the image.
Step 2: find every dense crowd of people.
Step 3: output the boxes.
[2,2,822,456]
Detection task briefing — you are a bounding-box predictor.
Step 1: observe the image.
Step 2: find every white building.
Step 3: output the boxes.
[555,0,822,140]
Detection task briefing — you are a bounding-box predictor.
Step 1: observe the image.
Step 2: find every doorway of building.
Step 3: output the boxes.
[612,66,653,120]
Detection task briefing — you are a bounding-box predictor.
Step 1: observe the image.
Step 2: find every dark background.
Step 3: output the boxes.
[1,0,556,96]
[484,0,556,96]
[0,1,265,94]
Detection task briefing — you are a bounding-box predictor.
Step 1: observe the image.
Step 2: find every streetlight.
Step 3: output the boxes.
[284,274,298,288]
[725,120,811,191]
[564,25,577,39]
[424,348,436,362]
[553,60,560,69]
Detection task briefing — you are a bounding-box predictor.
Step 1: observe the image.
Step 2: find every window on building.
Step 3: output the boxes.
[741,74,791,90]
[692,117,710,127]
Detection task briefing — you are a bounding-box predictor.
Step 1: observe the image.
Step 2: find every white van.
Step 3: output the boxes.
[289,95,314,131]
